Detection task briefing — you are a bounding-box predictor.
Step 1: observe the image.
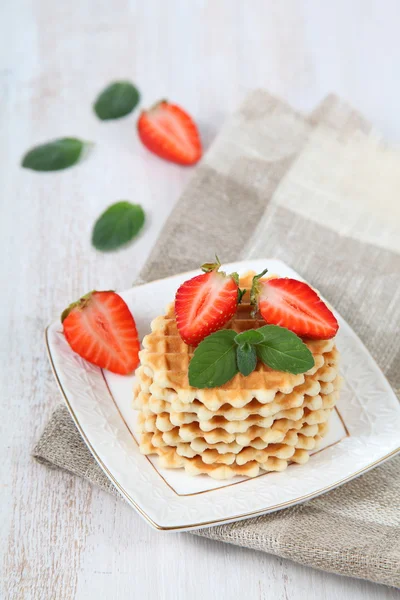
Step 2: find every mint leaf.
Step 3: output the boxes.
[256,325,314,374]
[189,330,238,388]
[21,138,89,171]
[94,81,140,120]
[235,330,264,345]
[92,201,145,252]
[236,343,257,376]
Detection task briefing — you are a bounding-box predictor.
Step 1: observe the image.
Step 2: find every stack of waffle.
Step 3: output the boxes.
[133,273,341,479]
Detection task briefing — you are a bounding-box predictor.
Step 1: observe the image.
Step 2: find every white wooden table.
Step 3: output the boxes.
[1,1,399,598]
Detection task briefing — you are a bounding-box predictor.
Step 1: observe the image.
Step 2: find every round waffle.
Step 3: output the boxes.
[133,272,342,479]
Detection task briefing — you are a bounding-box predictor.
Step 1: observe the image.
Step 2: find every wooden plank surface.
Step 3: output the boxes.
[1,1,399,598]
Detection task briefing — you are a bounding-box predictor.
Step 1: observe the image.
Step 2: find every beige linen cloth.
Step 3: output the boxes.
[34,90,400,587]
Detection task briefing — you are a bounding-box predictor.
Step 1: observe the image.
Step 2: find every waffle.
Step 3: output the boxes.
[137,402,334,445]
[134,379,340,423]
[135,378,340,434]
[134,343,341,438]
[137,401,331,478]
[138,272,337,408]
[140,420,328,463]
[135,355,339,450]
[133,271,342,478]
[190,423,324,453]
[138,438,317,479]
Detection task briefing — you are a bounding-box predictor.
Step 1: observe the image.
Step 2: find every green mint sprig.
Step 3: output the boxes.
[188,325,315,389]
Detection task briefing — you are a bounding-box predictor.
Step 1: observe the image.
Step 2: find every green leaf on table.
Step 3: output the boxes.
[93,81,140,120]
[92,201,145,252]
[236,343,257,376]
[256,325,314,374]
[21,138,89,171]
[189,330,238,389]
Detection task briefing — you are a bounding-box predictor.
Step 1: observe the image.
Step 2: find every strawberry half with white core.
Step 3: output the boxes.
[175,259,243,346]
[137,100,202,166]
[251,270,339,340]
[62,291,140,375]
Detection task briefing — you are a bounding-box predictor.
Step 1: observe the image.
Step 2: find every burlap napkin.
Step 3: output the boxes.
[34,90,400,587]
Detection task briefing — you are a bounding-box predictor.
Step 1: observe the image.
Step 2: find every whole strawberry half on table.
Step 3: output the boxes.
[137,100,202,166]
[62,291,140,375]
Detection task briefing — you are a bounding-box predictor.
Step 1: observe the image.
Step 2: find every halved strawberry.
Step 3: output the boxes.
[251,273,339,339]
[62,291,140,375]
[137,100,202,165]
[175,260,241,346]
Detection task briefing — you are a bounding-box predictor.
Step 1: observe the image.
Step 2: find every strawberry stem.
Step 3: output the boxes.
[61,291,96,323]
[148,99,168,113]
[201,255,221,273]
[230,272,239,285]
[237,288,246,304]
[250,268,269,316]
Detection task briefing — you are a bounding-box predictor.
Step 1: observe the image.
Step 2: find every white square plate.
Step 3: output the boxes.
[46,259,400,531]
